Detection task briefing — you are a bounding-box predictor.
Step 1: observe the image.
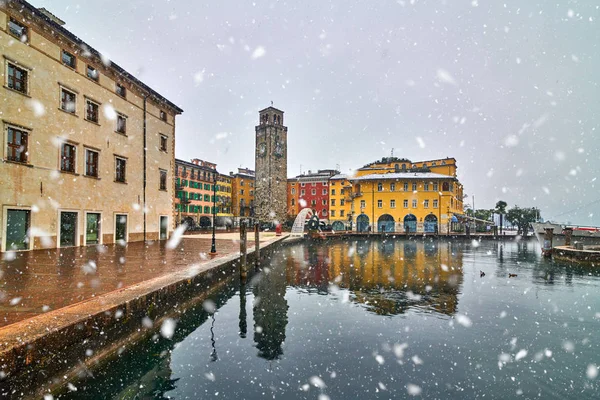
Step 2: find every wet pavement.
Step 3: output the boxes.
[0,232,277,328]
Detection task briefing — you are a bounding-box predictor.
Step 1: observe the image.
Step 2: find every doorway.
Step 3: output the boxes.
[160,216,168,240]
[60,211,78,247]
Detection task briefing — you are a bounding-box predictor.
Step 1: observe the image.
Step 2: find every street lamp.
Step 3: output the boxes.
[210,174,217,255]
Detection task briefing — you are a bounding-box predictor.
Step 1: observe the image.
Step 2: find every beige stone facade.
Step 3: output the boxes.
[254,107,287,224]
[0,2,182,252]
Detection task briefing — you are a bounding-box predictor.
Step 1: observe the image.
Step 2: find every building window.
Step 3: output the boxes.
[60,88,77,113]
[87,65,99,81]
[377,182,383,191]
[360,200,366,209]
[403,199,409,208]
[340,199,345,206]
[85,99,99,123]
[412,199,417,208]
[377,200,383,208]
[311,182,316,187]
[8,17,28,42]
[291,198,295,206]
[116,83,126,98]
[60,143,76,173]
[403,183,408,191]
[7,62,28,94]
[159,169,167,190]
[6,126,29,163]
[442,182,449,191]
[322,199,327,206]
[160,110,167,121]
[331,210,335,217]
[424,200,429,208]
[311,200,316,206]
[424,183,430,191]
[61,50,76,69]
[391,200,396,208]
[115,157,127,182]
[390,183,395,191]
[301,183,305,187]
[340,210,345,217]
[322,189,327,195]
[116,114,127,134]
[331,199,336,206]
[322,209,327,216]
[412,182,417,191]
[433,199,438,208]
[85,149,99,177]
[301,189,305,195]
[160,135,168,152]
[433,182,439,192]
[241,189,245,195]
[291,188,296,195]
[311,189,316,195]
[331,189,336,195]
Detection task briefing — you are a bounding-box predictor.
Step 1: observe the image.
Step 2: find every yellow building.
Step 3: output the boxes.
[1,3,182,252]
[216,174,233,224]
[349,157,464,233]
[230,168,255,223]
[328,174,353,230]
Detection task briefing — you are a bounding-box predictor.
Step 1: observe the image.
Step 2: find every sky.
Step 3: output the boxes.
[32,0,600,225]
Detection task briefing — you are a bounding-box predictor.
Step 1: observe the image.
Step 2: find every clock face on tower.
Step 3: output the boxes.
[274,137,283,158]
[258,142,267,157]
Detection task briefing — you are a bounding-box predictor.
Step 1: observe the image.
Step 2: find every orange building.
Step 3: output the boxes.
[287,178,299,220]
[230,168,255,223]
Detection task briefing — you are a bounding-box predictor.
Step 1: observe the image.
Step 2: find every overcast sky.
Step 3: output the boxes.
[33,0,600,225]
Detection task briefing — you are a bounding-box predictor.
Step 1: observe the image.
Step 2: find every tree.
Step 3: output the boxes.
[495,200,508,234]
[505,206,541,236]
[474,209,492,221]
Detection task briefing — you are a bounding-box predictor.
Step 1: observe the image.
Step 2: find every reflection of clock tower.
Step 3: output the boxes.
[255,106,287,224]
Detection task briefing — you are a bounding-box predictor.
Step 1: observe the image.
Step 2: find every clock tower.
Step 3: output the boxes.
[255,106,287,224]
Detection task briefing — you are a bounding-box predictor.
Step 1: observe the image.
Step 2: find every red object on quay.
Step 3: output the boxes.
[276,224,282,236]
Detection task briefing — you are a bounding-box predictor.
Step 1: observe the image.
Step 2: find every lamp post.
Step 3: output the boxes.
[210,174,217,255]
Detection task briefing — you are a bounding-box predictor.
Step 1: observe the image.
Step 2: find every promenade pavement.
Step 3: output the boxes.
[0,231,279,328]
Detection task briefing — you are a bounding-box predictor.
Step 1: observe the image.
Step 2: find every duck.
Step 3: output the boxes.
[508,273,517,278]
[480,270,486,277]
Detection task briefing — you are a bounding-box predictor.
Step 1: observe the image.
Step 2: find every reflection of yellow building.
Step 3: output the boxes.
[283,239,464,316]
[350,157,464,233]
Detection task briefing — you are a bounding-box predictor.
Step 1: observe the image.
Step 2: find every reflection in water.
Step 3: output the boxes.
[113,352,178,399]
[286,239,464,316]
[253,263,289,360]
[239,282,248,338]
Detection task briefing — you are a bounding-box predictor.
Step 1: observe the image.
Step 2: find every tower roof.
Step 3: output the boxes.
[258,106,284,114]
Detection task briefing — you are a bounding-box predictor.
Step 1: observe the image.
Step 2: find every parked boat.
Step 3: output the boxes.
[531,222,600,250]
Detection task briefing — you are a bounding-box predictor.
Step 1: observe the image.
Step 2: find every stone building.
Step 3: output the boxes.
[254,106,287,224]
[1,2,182,252]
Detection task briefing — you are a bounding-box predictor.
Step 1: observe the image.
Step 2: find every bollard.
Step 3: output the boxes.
[254,222,260,269]
[240,222,247,281]
[564,227,573,247]
[542,228,553,257]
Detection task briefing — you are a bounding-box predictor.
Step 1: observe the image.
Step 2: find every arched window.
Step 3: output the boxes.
[402,164,406,170]
[377,182,383,191]
[442,182,449,191]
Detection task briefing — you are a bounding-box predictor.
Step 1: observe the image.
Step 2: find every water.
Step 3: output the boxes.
[59,238,600,399]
